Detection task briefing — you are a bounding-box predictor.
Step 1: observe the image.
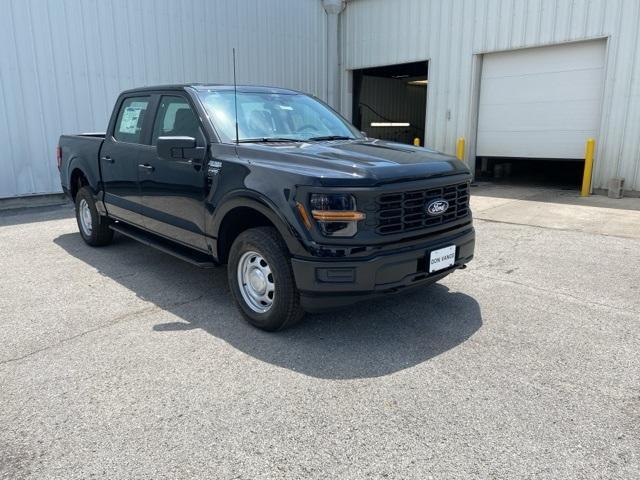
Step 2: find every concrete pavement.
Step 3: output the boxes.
[1,187,639,479]
[471,183,640,239]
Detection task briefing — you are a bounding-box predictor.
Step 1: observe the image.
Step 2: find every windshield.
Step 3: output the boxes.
[197,90,361,143]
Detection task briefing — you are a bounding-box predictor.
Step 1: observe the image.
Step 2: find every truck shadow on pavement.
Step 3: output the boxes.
[0,204,74,227]
[55,232,482,380]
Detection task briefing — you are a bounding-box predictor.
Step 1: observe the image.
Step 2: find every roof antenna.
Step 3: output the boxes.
[232,48,239,144]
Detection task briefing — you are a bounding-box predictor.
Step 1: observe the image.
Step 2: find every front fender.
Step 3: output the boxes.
[207,191,308,259]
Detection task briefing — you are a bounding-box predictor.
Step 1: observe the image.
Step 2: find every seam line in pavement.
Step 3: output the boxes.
[474,217,640,241]
[0,295,204,366]
[471,196,527,215]
[469,271,640,316]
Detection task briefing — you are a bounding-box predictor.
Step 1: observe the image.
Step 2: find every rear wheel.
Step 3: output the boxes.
[228,227,304,331]
[75,186,114,246]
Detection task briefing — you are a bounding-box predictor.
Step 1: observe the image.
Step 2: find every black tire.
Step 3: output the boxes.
[75,186,114,247]
[228,227,304,331]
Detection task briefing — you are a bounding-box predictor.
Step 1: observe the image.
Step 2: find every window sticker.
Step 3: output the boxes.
[119,107,143,134]
[129,101,148,109]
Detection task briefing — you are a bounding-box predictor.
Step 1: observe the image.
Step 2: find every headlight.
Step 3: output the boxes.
[308,193,365,237]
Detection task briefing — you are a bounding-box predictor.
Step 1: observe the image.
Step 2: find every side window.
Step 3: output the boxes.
[114,97,150,144]
[151,96,202,145]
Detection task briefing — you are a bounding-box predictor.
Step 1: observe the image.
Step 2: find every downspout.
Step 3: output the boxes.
[322,0,345,110]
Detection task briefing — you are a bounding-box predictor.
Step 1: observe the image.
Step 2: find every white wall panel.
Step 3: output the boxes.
[4,0,640,196]
[0,0,327,198]
[341,0,640,192]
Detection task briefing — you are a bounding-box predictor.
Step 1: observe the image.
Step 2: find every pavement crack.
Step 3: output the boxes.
[472,197,526,215]
[474,217,640,241]
[469,271,640,316]
[0,295,205,366]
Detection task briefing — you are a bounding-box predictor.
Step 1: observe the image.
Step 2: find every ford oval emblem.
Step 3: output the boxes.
[426,199,449,216]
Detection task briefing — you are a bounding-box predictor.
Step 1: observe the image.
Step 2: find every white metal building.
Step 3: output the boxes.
[340,0,640,194]
[2,0,640,199]
[0,0,329,199]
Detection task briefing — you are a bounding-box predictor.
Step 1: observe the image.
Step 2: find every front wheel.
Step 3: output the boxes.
[228,227,304,331]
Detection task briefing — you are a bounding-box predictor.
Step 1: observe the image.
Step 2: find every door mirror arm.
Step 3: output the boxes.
[182,147,206,163]
[157,136,205,161]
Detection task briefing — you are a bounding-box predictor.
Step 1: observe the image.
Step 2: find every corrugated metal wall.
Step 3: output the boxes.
[3,0,640,196]
[0,0,327,198]
[340,0,640,192]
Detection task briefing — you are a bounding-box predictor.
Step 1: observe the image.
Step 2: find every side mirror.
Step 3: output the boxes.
[157,136,204,161]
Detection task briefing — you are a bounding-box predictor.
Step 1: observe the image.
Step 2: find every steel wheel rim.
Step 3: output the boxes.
[79,198,92,236]
[237,251,275,313]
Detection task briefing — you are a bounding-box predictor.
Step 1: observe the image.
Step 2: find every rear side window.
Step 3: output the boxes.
[151,96,202,145]
[114,97,150,143]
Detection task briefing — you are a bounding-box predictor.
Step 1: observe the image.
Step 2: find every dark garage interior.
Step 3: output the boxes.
[352,61,428,145]
[474,157,585,190]
[353,61,585,191]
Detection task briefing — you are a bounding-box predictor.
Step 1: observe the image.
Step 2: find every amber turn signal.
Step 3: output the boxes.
[295,202,312,230]
[311,210,366,221]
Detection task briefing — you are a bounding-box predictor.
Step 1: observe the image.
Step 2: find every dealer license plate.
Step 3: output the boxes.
[429,245,456,273]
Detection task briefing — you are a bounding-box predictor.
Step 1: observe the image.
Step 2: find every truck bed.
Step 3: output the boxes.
[58,134,106,194]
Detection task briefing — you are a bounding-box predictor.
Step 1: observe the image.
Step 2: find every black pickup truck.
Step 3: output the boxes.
[58,84,474,330]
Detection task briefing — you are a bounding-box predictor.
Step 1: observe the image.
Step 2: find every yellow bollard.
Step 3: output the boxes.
[580,138,596,197]
[456,137,465,161]
[413,137,421,146]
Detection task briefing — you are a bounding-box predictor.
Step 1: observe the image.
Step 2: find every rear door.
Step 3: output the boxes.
[139,94,208,251]
[100,95,153,227]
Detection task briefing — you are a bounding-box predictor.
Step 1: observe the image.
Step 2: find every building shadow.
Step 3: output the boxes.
[0,204,74,227]
[54,232,482,380]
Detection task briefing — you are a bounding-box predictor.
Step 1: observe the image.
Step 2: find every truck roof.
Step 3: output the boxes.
[120,84,304,95]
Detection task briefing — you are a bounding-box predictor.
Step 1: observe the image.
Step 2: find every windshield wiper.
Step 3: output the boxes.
[306,135,353,141]
[237,137,305,143]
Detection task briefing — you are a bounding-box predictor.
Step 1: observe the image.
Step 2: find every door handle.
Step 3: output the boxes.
[138,164,154,172]
[101,156,114,163]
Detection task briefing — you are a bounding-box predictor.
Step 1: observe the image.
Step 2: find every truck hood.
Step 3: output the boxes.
[238,139,470,186]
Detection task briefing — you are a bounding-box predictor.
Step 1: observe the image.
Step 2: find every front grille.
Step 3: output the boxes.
[375,182,470,235]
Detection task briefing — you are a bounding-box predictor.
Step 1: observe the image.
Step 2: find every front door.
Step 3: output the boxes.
[139,95,208,251]
[100,95,152,227]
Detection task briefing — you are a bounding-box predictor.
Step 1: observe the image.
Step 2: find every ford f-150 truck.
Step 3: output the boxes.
[58,84,474,331]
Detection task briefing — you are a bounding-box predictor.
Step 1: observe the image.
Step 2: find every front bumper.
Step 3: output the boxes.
[291,226,475,312]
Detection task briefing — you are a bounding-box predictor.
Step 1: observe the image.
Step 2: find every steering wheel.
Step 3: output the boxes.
[295,124,320,134]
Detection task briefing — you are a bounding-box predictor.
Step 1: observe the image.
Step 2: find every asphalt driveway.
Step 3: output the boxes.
[1,187,639,479]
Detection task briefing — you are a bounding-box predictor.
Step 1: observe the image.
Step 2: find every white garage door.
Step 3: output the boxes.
[477,40,606,159]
